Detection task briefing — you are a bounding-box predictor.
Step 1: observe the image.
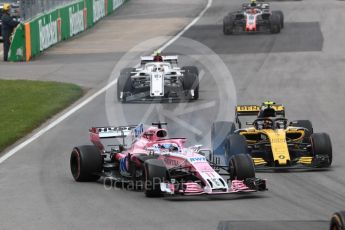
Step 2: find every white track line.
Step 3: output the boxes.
[158,0,212,51]
[0,0,212,164]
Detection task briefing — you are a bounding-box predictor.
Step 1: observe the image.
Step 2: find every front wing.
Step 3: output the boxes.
[160,178,266,196]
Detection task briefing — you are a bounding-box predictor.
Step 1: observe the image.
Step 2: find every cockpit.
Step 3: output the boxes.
[253,118,288,130]
[145,63,171,73]
[152,143,180,153]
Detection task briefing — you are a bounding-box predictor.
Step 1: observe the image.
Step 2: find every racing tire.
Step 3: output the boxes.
[181,66,199,76]
[291,120,313,142]
[144,159,168,197]
[70,145,103,182]
[310,133,332,167]
[229,154,255,180]
[225,134,249,159]
[182,72,199,100]
[270,12,281,34]
[272,10,284,28]
[211,121,236,156]
[330,211,345,230]
[117,67,134,102]
[223,15,234,35]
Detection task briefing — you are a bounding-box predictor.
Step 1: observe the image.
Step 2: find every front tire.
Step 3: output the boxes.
[181,66,199,76]
[270,12,281,34]
[311,133,332,167]
[229,154,255,180]
[117,67,134,102]
[182,72,199,100]
[223,15,234,35]
[70,145,103,182]
[144,159,168,197]
[272,10,284,28]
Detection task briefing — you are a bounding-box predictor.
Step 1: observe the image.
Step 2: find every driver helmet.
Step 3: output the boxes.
[250,0,257,6]
[258,101,276,118]
[3,3,11,12]
[262,119,272,129]
[153,50,163,62]
[160,143,179,152]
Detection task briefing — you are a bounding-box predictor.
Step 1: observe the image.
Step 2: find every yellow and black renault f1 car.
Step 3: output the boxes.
[211,102,332,170]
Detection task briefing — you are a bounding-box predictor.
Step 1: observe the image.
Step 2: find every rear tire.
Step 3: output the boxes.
[70,145,103,182]
[144,159,167,197]
[291,120,313,142]
[270,12,281,34]
[330,211,345,230]
[223,15,234,35]
[310,133,332,167]
[225,134,249,159]
[229,154,255,180]
[117,67,134,102]
[211,121,236,156]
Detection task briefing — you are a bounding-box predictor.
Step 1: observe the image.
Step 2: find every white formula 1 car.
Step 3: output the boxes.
[117,56,199,102]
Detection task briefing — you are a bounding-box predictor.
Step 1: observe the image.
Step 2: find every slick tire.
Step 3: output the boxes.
[225,134,249,158]
[291,120,313,142]
[330,211,345,230]
[270,12,281,34]
[70,145,103,182]
[144,159,168,197]
[311,133,332,167]
[181,66,199,76]
[117,67,134,102]
[223,15,234,35]
[229,153,255,180]
[211,121,236,156]
[182,72,199,100]
[272,10,284,28]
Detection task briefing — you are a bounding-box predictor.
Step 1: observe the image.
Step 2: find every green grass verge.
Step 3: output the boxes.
[0,80,83,152]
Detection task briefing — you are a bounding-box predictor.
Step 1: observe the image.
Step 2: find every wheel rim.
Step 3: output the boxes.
[70,150,81,179]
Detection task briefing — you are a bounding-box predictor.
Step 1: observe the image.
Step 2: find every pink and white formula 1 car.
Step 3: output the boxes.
[70,122,266,197]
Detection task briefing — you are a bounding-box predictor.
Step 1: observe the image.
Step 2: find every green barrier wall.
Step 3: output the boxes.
[8,0,126,61]
[7,24,26,62]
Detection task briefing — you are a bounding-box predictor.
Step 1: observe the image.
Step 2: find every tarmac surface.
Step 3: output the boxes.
[1,0,345,229]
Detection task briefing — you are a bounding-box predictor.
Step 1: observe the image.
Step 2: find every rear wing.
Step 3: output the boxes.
[235,104,285,127]
[89,124,144,150]
[140,56,178,65]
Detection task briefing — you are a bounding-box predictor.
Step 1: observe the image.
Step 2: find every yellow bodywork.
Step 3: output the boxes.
[236,105,285,113]
[240,128,307,166]
[264,129,290,165]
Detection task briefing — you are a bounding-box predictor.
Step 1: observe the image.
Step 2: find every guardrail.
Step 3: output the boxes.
[8,0,127,61]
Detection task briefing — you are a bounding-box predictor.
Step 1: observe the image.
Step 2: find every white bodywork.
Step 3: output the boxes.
[130,56,184,97]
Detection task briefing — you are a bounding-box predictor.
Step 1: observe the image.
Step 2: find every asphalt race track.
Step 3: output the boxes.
[1,0,345,229]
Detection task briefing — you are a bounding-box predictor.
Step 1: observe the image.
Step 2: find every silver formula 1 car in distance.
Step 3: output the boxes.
[223,2,284,35]
[117,56,199,103]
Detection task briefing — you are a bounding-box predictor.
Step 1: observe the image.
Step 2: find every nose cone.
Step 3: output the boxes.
[246,24,256,31]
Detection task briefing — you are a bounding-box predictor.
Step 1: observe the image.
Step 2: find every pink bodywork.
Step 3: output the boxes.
[89,125,257,195]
